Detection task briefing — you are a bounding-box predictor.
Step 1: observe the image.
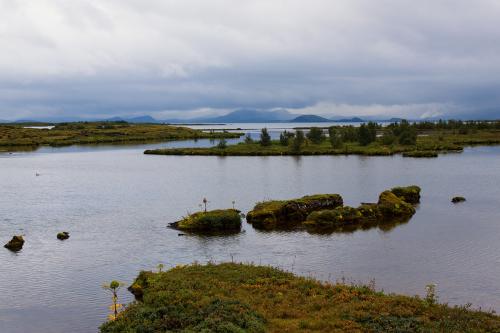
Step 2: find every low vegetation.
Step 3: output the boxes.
[169,209,242,233]
[100,263,500,333]
[145,120,500,157]
[0,121,241,150]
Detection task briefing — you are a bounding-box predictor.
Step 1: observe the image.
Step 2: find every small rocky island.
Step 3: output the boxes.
[169,209,242,233]
[4,235,25,252]
[246,194,343,229]
[247,186,420,232]
[57,232,70,240]
[452,196,466,203]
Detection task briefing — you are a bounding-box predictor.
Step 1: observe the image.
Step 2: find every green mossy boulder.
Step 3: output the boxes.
[246,194,343,229]
[170,209,242,232]
[390,185,421,204]
[378,191,416,219]
[452,196,466,203]
[4,235,24,251]
[57,231,70,240]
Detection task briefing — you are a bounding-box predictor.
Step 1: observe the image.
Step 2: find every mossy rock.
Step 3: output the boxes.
[390,185,421,204]
[452,196,466,203]
[304,203,383,229]
[246,194,343,229]
[4,235,24,251]
[305,206,363,226]
[378,191,416,218]
[57,231,70,240]
[170,209,242,232]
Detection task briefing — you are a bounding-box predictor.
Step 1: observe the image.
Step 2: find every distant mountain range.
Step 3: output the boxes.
[0,109,420,124]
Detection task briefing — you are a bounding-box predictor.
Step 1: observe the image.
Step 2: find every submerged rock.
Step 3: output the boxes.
[246,194,343,229]
[57,232,70,240]
[452,196,466,203]
[169,209,242,233]
[4,235,24,251]
[390,185,421,204]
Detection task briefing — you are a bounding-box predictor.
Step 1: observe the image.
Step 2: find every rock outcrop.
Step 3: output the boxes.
[57,232,70,240]
[4,235,24,251]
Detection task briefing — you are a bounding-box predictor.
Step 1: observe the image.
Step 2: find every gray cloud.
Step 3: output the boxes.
[1,0,500,120]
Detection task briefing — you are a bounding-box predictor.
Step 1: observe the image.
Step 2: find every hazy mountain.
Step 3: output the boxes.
[208,109,294,123]
[291,115,330,122]
[332,117,366,122]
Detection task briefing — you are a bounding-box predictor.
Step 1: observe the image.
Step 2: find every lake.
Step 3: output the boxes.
[1,129,500,332]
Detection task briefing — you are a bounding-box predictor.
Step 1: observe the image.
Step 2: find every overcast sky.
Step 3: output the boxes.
[1,0,500,120]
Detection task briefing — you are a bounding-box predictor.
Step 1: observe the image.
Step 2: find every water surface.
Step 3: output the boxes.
[1,138,499,332]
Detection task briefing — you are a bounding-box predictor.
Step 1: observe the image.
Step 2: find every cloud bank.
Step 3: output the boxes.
[1,0,500,120]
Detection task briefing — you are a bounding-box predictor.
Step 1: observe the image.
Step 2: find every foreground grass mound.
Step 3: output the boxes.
[246,194,343,229]
[170,209,242,232]
[100,263,500,333]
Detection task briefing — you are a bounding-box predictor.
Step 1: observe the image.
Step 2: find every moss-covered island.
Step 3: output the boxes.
[0,122,242,151]
[169,209,242,233]
[248,186,420,232]
[246,194,344,229]
[144,120,500,157]
[100,263,500,333]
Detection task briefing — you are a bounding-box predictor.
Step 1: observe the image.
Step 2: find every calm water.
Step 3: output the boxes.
[1,134,500,332]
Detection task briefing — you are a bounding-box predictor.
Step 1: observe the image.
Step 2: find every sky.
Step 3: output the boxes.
[1,0,500,121]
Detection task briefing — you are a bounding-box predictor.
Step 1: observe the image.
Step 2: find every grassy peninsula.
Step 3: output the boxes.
[144,120,500,157]
[0,121,241,151]
[100,263,500,333]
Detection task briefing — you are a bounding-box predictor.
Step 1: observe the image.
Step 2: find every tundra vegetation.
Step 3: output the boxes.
[145,120,500,157]
[247,186,420,233]
[0,121,241,151]
[169,209,242,233]
[100,263,500,333]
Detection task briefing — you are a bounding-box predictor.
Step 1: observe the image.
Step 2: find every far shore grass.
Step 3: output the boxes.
[144,128,500,157]
[0,122,242,151]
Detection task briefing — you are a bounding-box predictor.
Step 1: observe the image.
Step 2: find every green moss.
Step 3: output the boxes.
[171,209,242,232]
[378,191,415,218]
[246,194,343,229]
[100,263,500,333]
[390,185,421,204]
[304,188,419,232]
